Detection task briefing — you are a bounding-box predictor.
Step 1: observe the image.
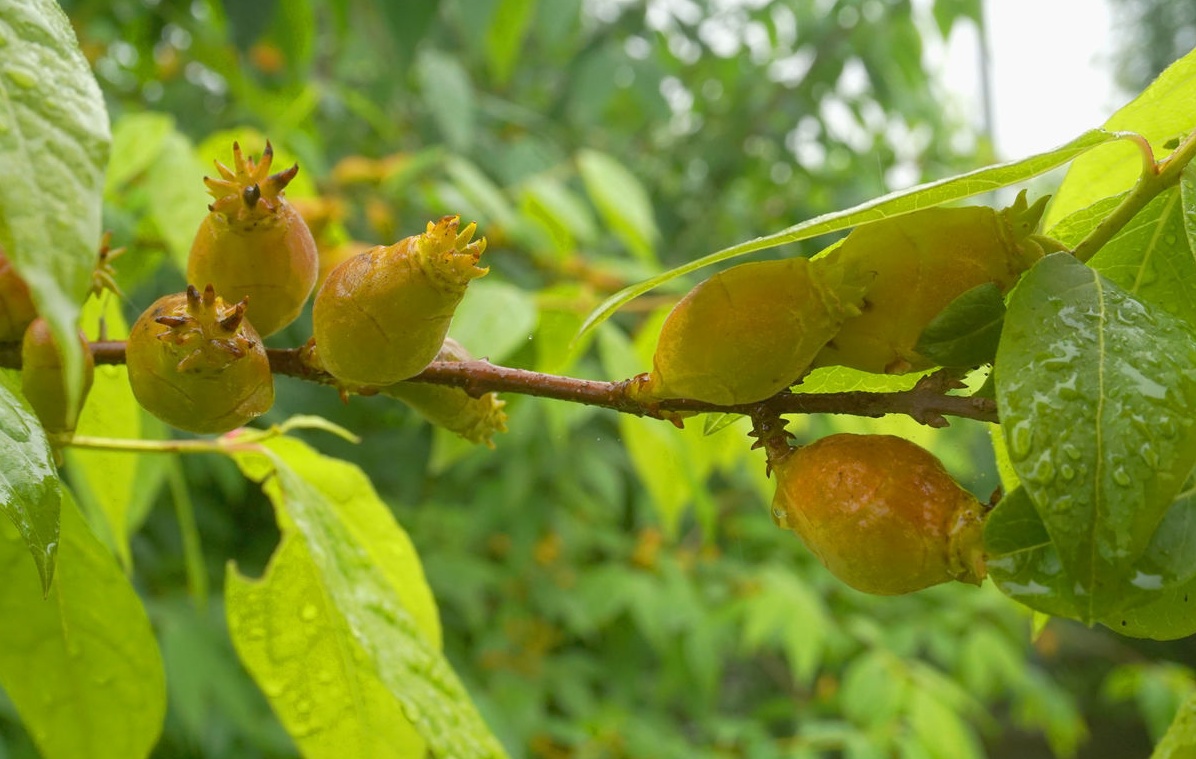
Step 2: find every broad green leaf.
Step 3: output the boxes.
[839,650,906,729]
[484,0,536,86]
[1089,187,1196,329]
[231,438,506,759]
[577,129,1117,340]
[0,0,110,417]
[519,175,600,252]
[995,253,1196,620]
[144,130,210,270]
[1046,194,1125,247]
[914,282,1006,367]
[227,534,426,758]
[444,156,518,229]
[449,280,539,364]
[1046,47,1196,228]
[737,565,828,685]
[907,689,984,759]
[416,48,475,151]
[577,149,660,265]
[105,112,174,193]
[1150,689,1196,758]
[0,490,165,759]
[64,296,165,569]
[0,371,60,591]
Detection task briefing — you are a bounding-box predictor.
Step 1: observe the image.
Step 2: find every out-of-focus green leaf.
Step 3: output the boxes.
[737,565,828,685]
[450,280,539,364]
[65,295,165,569]
[0,371,60,592]
[0,490,165,759]
[144,130,210,270]
[520,175,600,253]
[0,0,110,417]
[577,149,660,265]
[105,113,174,193]
[1151,689,1196,759]
[231,438,506,759]
[1089,186,1196,329]
[914,282,1006,367]
[269,0,315,75]
[839,650,906,729]
[996,253,1196,620]
[484,0,536,86]
[907,689,984,759]
[417,48,476,151]
[1047,47,1196,228]
[577,129,1117,340]
[375,0,440,71]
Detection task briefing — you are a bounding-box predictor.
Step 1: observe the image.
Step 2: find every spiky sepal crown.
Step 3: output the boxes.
[407,215,489,291]
[153,284,257,373]
[204,141,299,222]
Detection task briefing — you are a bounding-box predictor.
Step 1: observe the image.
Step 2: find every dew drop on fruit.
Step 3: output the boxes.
[771,505,791,529]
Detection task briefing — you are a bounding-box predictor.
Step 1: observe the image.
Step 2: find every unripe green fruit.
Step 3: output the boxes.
[813,192,1053,374]
[0,248,38,342]
[187,141,318,337]
[772,433,986,595]
[312,216,487,386]
[127,285,274,434]
[21,318,94,437]
[378,338,508,447]
[631,257,869,405]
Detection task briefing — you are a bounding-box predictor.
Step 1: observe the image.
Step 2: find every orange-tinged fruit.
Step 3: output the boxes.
[630,257,870,405]
[127,285,274,434]
[772,433,987,595]
[813,191,1054,374]
[312,215,487,386]
[187,140,318,337]
[21,318,94,437]
[0,248,38,342]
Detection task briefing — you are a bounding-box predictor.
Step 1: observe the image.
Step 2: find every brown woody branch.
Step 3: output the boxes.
[0,340,998,427]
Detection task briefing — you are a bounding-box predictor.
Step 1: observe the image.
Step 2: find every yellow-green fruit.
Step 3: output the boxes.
[772,433,987,595]
[813,192,1052,374]
[187,141,318,337]
[21,318,94,436]
[127,285,274,434]
[0,248,38,342]
[312,216,487,386]
[378,338,507,447]
[630,257,870,405]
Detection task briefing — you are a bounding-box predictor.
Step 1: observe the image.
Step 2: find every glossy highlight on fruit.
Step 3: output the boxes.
[378,338,508,447]
[20,318,94,437]
[127,285,274,434]
[630,257,870,405]
[771,433,987,595]
[0,248,38,342]
[187,141,318,337]
[312,215,488,386]
[813,192,1053,374]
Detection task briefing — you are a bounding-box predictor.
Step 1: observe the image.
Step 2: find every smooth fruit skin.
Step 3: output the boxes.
[127,285,274,434]
[812,192,1051,374]
[312,216,487,386]
[631,257,869,405]
[0,249,38,342]
[772,433,987,595]
[187,141,318,337]
[378,338,507,447]
[21,318,94,436]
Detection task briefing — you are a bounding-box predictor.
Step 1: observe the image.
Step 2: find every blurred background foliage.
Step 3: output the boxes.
[1,1,1194,757]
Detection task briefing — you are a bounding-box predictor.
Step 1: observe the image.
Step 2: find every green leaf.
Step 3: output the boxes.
[416,48,476,151]
[576,129,1117,341]
[449,280,539,364]
[227,534,427,758]
[995,253,1196,620]
[519,175,600,252]
[1046,47,1196,228]
[64,295,164,569]
[0,490,165,759]
[144,130,210,270]
[230,438,507,759]
[0,371,60,592]
[1151,689,1196,758]
[738,565,829,685]
[577,149,660,265]
[914,282,1006,367]
[105,112,174,193]
[1089,187,1196,329]
[484,0,536,86]
[0,0,110,418]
